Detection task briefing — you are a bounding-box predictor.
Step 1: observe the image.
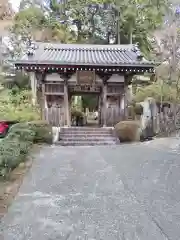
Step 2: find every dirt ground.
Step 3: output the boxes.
[0,146,40,219]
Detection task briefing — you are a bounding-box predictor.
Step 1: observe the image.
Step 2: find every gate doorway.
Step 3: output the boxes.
[70,92,101,127]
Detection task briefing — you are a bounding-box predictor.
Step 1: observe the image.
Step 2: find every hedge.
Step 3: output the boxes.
[0,121,52,179]
[115,120,142,142]
[0,132,33,179]
[9,121,53,144]
[28,121,53,144]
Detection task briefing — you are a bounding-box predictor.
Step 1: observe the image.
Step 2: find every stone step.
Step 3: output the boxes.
[58,143,116,146]
[60,136,117,141]
[61,127,113,132]
[58,127,118,146]
[58,138,117,143]
[60,132,113,136]
[61,130,113,135]
[57,140,117,146]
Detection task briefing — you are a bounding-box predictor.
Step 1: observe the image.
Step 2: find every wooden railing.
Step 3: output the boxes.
[43,107,64,126]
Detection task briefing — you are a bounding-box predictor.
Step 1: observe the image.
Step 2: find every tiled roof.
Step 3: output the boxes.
[15,42,155,67]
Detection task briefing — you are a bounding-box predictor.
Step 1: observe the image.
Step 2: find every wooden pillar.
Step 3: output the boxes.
[102,81,107,127]
[98,95,101,126]
[41,83,45,120]
[124,85,128,119]
[124,74,133,119]
[30,72,37,105]
[64,80,70,126]
[68,94,71,126]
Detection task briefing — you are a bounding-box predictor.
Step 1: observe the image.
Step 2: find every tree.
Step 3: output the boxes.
[0,0,14,20]
[11,7,46,43]
[113,0,169,52]
[0,0,15,87]
[47,0,170,52]
[9,2,76,95]
[11,0,170,54]
[153,7,180,85]
[134,5,180,129]
[10,3,76,46]
[19,0,49,11]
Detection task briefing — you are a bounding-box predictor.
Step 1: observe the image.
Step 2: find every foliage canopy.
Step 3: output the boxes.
[134,83,180,103]
[10,0,170,55]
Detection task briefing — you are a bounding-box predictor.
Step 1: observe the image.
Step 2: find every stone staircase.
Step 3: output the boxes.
[57,127,119,146]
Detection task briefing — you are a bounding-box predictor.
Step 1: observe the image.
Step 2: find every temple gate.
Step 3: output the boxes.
[15,42,155,127]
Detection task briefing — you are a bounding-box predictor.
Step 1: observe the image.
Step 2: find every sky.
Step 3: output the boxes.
[9,0,20,12]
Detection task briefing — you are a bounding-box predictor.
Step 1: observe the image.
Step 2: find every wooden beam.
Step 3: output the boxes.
[45,92,64,96]
[45,82,65,85]
[107,93,122,96]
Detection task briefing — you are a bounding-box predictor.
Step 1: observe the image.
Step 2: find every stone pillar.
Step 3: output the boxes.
[64,81,70,126]
[102,81,107,127]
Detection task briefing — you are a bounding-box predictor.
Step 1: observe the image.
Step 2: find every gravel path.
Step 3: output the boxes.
[1,140,180,240]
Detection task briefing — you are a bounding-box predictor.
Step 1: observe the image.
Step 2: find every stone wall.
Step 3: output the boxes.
[140,98,180,137]
[158,104,180,137]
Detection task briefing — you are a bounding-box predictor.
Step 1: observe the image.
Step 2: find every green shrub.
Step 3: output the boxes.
[7,127,35,142]
[0,89,41,122]
[0,138,32,179]
[134,103,143,115]
[115,120,142,142]
[71,109,84,118]
[128,103,143,119]
[18,140,33,155]
[0,120,52,179]
[0,123,34,179]
[9,122,29,129]
[8,121,53,144]
[28,121,52,144]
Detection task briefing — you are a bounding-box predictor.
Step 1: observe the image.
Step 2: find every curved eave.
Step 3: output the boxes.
[15,63,155,74]
[14,60,155,68]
